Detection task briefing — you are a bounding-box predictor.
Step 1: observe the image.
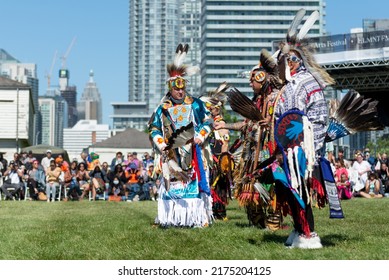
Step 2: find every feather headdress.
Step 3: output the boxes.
[166,43,200,89]
[258,49,283,90]
[325,90,385,142]
[276,9,335,88]
[200,81,230,109]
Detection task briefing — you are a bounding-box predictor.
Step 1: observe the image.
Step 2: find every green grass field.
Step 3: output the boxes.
[1,197,389,260]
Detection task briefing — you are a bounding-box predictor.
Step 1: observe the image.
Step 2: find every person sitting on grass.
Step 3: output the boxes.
[150,177,162,201]
[108,175,126,201]
[336,173,352,200]
[358,171,383,199]
[127,177,150,202]
[125,162,141,200]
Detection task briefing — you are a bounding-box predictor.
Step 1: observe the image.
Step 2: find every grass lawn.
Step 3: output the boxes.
[1,197,389,260]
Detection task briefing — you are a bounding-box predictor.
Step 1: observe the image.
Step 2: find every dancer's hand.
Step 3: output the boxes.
[213,122,225,130]
[258,116,270,127]
[194,138,203,145]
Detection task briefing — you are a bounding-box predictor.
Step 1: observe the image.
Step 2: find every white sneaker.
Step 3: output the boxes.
[133,195,139,202]
[47,199,50,202]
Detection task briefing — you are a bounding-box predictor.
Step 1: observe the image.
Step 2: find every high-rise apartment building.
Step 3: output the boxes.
[78,70,103,124]
[200,0,326,98]
[58,68,79,128]
[125,0,326,130]
[39,90,68,147]
[180,0,201,96]
[120,0,201,131]
[61,85,78,128]
[129,0,180,112]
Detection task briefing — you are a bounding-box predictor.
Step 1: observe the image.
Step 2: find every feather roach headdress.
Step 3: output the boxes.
[226,49,282,120]
[258,48,283,90]
[246,49,283,90]
[166,43,200,90]
[276,8,335,88]
[325,90,385,142]
[200,81,230,109]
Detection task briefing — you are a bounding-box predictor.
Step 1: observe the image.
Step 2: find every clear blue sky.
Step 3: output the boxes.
[1,0,128,126]
[1,0,388,125]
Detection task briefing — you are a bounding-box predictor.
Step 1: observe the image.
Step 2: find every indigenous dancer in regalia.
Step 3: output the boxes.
[270,9,337,248]
[272,9,385,249]
[214,49,284,230]
[148,43,213,228]
[201,82,234,220]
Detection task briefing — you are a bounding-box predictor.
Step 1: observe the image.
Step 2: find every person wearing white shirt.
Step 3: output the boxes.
[352,151,372,192]
[41,150,53,174]
[1,161,24,200]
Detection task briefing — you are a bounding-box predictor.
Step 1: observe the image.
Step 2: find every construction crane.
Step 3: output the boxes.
[45,50,58,89]
[60,36,77,69]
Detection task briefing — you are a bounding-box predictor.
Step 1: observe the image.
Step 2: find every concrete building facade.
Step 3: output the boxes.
[0,76,35,161]
[63,119,110,161]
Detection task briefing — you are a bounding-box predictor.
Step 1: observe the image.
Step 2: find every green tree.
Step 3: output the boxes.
[366,136,389,157]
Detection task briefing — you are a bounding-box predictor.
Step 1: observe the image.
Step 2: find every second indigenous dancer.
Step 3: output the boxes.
[215,49,284,230]
[201,82,234,220]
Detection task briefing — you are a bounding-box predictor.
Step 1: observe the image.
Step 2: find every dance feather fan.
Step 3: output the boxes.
[226,87,262,121]
[325,90,384,142]
[165,123,195,150]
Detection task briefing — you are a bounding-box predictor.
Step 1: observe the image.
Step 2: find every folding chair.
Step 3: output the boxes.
[90,183,108,201]
[0,183,22,201]
[24,181,30,201]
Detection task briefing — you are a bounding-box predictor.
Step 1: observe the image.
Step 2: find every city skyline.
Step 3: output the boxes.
[2,0,389,125]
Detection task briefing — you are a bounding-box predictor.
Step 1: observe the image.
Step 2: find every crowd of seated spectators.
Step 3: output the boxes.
[0,150,161,202]
[328,148,389,200]
[4,147,387,202]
